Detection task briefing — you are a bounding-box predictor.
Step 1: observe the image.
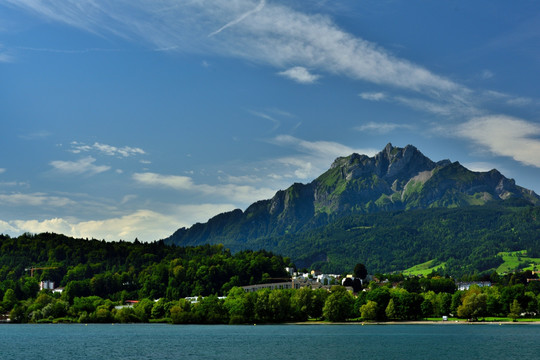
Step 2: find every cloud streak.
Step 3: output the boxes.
[3,0,463,98]
[0,204,237,242]
[457,115,540,168]
[0,192,75,207]
[50,156,111,175]
[70,141,145,157]
[278,66,320,84]
[133,172,276,203]
[269,135,378,179]
[209,0,266,37]
[356,122,413,134]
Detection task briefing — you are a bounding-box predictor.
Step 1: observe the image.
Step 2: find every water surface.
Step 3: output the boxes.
[1,323,539,359]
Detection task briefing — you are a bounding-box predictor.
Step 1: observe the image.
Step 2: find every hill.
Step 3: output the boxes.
[164,144,540,275]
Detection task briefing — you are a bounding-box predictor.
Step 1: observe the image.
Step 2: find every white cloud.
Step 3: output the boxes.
[356,122,412,134]
[19,130,52,140]
[394,96,476,117]
[268,135,378,180]
[0,43,13,62]
[278,66,320,84]
[481,70,494,79]
[0,192,75,207]
[457,115,540,168]
[0,168,5,174]
[462,162,498,173]
[272,134,375,158]
[133,172,276,203]
[483,90,533,107]
[209,0,266,37]
[70,141,145,157]
[359,92,386,101]
[50,156,111,175]
[4,0,462,97]
[133,172,194,190]
[0,203,240,242]
[249,110,280,131]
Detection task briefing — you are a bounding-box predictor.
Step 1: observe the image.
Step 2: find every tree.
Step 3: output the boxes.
[170,299,192,324]
[385,299,396,320]
[360,300,378,321]
[290,287,313,321]
[2,288,17,311]
[353,263,368,280]
[508,299,522,320]
[323,288,354,322]
[352,278,363,293]
[457,291,487,320]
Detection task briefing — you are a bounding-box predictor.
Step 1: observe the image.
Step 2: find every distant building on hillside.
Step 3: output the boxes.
[40,280,54,291]
[456,281,491,291]
[242,282,293,293]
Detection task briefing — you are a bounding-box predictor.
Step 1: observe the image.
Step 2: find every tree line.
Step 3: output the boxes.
[2,232,540,324]
[3,272,540,324]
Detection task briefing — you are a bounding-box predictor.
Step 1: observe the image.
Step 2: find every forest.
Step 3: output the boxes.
[1,232,540,324]
[252,204,540,275]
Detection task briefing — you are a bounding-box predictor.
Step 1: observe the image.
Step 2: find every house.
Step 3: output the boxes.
[242,282,293,293]
[456,281,492,291]
[40,280,54,291]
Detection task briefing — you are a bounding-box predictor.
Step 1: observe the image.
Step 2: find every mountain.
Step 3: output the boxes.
[164,144,540,274]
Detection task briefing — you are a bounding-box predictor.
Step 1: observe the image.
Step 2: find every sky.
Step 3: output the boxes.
[1,0,540,242]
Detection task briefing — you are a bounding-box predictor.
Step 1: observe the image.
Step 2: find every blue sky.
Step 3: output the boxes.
[1,0,540,241]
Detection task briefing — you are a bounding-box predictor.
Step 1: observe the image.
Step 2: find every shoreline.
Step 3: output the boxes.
[288,320,540,325]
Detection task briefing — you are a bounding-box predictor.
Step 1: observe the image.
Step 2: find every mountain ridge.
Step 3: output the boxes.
[165,143,539,250]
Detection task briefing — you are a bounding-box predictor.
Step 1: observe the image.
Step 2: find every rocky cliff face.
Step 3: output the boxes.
[165,143,540,246]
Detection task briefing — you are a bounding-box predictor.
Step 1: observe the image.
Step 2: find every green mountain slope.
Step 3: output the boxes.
[164,144,540,274]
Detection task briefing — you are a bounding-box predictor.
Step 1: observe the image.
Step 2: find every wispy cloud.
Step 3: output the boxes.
[50,156,111,175]
[462,162,498,173]
[133,172,276,203]
[0,43,13,62]
[272,134,376,158]
[209,0,266,37]
[480,70,494,79]
[278,66,320,84]
[482,90,534,107]
[269,135,378,179]
[359,92,386,101]
[0,202,238,242]
[457,115,540,168]
[249,110,280,131]
[356,121,413,134]
[0,168,5,174]
[17,46,123,54]
[19,130,52,140]
[0,192,75,207]
[3,0,462,97]
[70,141,145,157]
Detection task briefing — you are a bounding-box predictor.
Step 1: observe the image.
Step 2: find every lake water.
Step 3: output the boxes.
[1,323,539,359]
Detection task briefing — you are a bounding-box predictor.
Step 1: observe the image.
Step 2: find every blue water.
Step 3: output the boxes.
[1,323,539,359]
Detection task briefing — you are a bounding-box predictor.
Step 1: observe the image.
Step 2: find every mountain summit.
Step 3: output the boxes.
[165,144,539,251]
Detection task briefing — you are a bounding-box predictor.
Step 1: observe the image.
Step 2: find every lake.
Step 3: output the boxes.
[1,323,539,359]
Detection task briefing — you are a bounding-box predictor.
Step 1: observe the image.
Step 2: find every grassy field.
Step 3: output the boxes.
[402,250,540,276]
[496,250,540,274]
[402,259,446,276]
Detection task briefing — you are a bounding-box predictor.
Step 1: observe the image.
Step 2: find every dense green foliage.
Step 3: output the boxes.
[0,232,289,322]
[4,269,540,324]
[166,145,540,276]
[267,204,540,275]
[170,204,540,275]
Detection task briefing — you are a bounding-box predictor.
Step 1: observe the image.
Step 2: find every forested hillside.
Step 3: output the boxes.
[0,232,288,307]
[168,203,540,275]
[248,203,540,275]
[165,145,540,275]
